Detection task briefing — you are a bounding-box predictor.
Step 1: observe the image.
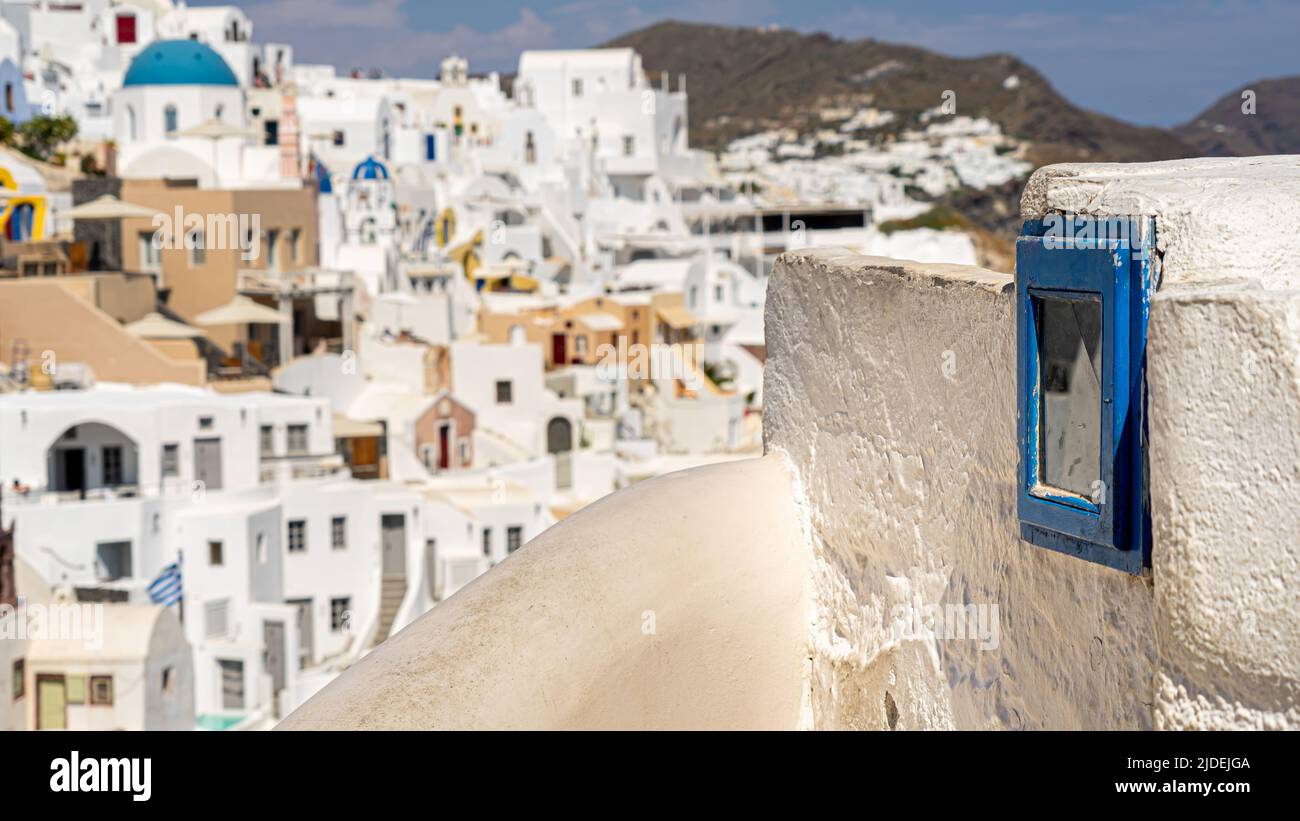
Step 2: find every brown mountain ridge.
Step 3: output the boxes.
[605,21,1199,166]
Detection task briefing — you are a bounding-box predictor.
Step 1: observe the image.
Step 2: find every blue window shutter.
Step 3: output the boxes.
[1015,217,1155,575]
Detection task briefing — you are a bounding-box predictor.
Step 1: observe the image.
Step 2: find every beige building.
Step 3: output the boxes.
[477,292,694,372]
[116,180,321,359]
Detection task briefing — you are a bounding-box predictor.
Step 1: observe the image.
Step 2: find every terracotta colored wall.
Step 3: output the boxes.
[414,397,476,469]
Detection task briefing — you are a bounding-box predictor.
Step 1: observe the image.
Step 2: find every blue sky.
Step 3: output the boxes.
[206,0,1300,126]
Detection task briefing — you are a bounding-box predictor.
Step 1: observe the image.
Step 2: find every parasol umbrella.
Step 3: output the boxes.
[124,312,204,339]
[194,295,289,326]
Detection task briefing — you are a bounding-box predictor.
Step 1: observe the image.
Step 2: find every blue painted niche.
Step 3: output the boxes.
[1015,216,1155,575]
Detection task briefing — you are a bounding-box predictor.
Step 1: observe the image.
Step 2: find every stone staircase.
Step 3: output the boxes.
[371,576,407,648]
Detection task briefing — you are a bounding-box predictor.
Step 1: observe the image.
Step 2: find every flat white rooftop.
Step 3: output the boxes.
[0,383,319,411]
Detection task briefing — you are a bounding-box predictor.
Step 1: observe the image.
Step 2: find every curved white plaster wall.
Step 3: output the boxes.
[279,456,809,730]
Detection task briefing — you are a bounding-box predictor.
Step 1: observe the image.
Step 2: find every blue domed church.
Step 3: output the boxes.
[113,40,247,182]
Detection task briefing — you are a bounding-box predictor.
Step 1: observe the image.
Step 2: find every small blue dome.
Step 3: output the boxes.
[123,40,239,87]
[352,156,389,180]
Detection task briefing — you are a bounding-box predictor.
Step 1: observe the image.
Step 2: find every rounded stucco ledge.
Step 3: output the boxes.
[1022,157,1300,289]
[278,455,810,730]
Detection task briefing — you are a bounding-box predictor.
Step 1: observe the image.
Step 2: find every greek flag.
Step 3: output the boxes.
[148,561,182,607]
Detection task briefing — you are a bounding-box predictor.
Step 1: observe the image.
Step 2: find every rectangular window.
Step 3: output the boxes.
[425,134,436,161]
[331,516,346,550]
[264,119,280,146]
[266,229,280,270]
[495,380,513,404]
[1016,216,1154,575]
[288,228,301,263]
[66,675,85,704]
[287,520,306,553]
[1034,295,1102,499]
[330,597,350,632]
[11,659,22,700]
[209,540,224,566]
[89,675,114,706]
[116,14,136,45]
[95,541,131,581]
[623,135,635,157]
[481,527,492,557]
[218,660,243,710]
[101,445,123,485]
[571,78,583,97]
[161,443,179,477]
[507,526,523,554]
[188,229,205,267]
[138,231,159,271]
[205,599,230,638]
[259,425,274,456]
[199,416,214,430]
[287,423,308,454]
[332,129,345,147]
[288,597,313,669]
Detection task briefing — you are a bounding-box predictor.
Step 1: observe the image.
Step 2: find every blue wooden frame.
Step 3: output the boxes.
[1016,217,1154,575]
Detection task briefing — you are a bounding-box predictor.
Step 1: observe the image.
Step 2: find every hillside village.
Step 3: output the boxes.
[0,0,978,731]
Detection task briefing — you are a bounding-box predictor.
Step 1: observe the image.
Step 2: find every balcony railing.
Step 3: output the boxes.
[238,267,355,296]
[3,481,193,506]
[258,453,349,483]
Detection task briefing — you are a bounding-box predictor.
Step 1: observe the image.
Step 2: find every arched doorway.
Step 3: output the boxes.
[546,417,572,454]
[46,422,140,497]
[547,416,574,491]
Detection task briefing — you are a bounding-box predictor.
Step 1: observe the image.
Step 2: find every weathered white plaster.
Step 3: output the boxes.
[1021,157,1300,726]
[1022,156,1300,289]
[765,249,1159,729]
[1147,286,1300,729]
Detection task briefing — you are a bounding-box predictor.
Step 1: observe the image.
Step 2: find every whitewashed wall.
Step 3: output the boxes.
[765,249,1160,729]
[768,161,1300,728]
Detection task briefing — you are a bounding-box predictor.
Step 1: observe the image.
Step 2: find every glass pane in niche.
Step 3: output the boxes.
[1035,295,1102,499]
